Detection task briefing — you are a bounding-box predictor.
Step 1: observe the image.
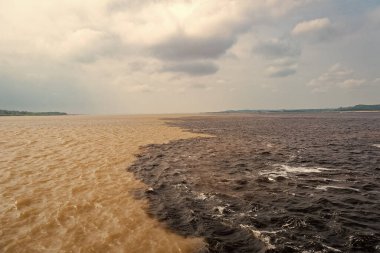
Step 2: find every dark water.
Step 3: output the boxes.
[128,113,380,252]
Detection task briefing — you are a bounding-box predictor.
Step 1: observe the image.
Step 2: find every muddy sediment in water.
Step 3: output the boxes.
[128,113,380,253]
[0,115,205,253]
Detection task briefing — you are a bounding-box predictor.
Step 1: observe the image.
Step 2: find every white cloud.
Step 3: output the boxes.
[0,0,310,84]
[107,0,310,51]
[292,17,335,41]
[292,18,331,35]
[337,79,366,89]
[0,0,314,64]
[308,64,369,92]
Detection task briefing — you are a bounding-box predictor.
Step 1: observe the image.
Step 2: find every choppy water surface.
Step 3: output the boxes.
[130,113,380,252]
[0,115,205,253]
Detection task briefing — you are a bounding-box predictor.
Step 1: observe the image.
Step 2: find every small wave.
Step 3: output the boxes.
[213,206,226,215]
[258,170,287,179]
[316,185,360,192]
[373,144,380,148]
[280,164,333,173]
[195,192,207,200]
[322,244,342,252]
[259,164,334,179]
[240,224,277,250]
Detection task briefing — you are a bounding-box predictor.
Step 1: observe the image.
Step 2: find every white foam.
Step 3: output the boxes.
[196,192,207,200]
[322,244,342,252]
[281,165,332,173]
[281,218,306,229]
[324,178,345,182]
[195,192,216,201]
[214,206,225,215]
[240,224,277,250]
[316,185,360,192]
[258,170,287,178]
[174,184,188,190]
[373,144,380,148]
[259,164,334,179]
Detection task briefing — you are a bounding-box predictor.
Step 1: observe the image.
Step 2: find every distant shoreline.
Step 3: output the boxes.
[0,109,67,116]
[215,104,380,114]
[214,110,380,114]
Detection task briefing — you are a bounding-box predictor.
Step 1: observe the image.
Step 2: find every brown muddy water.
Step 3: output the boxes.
[0,115,206,253]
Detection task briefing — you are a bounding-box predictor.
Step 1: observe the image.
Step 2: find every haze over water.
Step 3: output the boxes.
[0,115,205,253]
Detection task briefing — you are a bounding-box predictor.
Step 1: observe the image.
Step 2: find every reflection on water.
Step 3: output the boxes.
[0,115,205,253]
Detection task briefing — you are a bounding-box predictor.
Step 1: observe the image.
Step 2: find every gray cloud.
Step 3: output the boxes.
[265,58,298,77]
[106,0,157,13]
[151,34,236,61]
[113,1,316,82]
[107,0,135,12]
[254,37,300,78]
[161,61,219,76]
[148,2,256,63]
[254,38,300,59]
[266,66,297,78]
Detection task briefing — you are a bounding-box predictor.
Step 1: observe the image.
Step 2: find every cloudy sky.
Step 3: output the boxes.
[0,0,379,114]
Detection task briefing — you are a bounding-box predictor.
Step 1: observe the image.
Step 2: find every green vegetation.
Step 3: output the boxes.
[0,109,67,116]
[337,104,380,111]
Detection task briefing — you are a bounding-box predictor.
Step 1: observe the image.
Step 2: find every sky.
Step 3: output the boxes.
[0,0,379,114]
